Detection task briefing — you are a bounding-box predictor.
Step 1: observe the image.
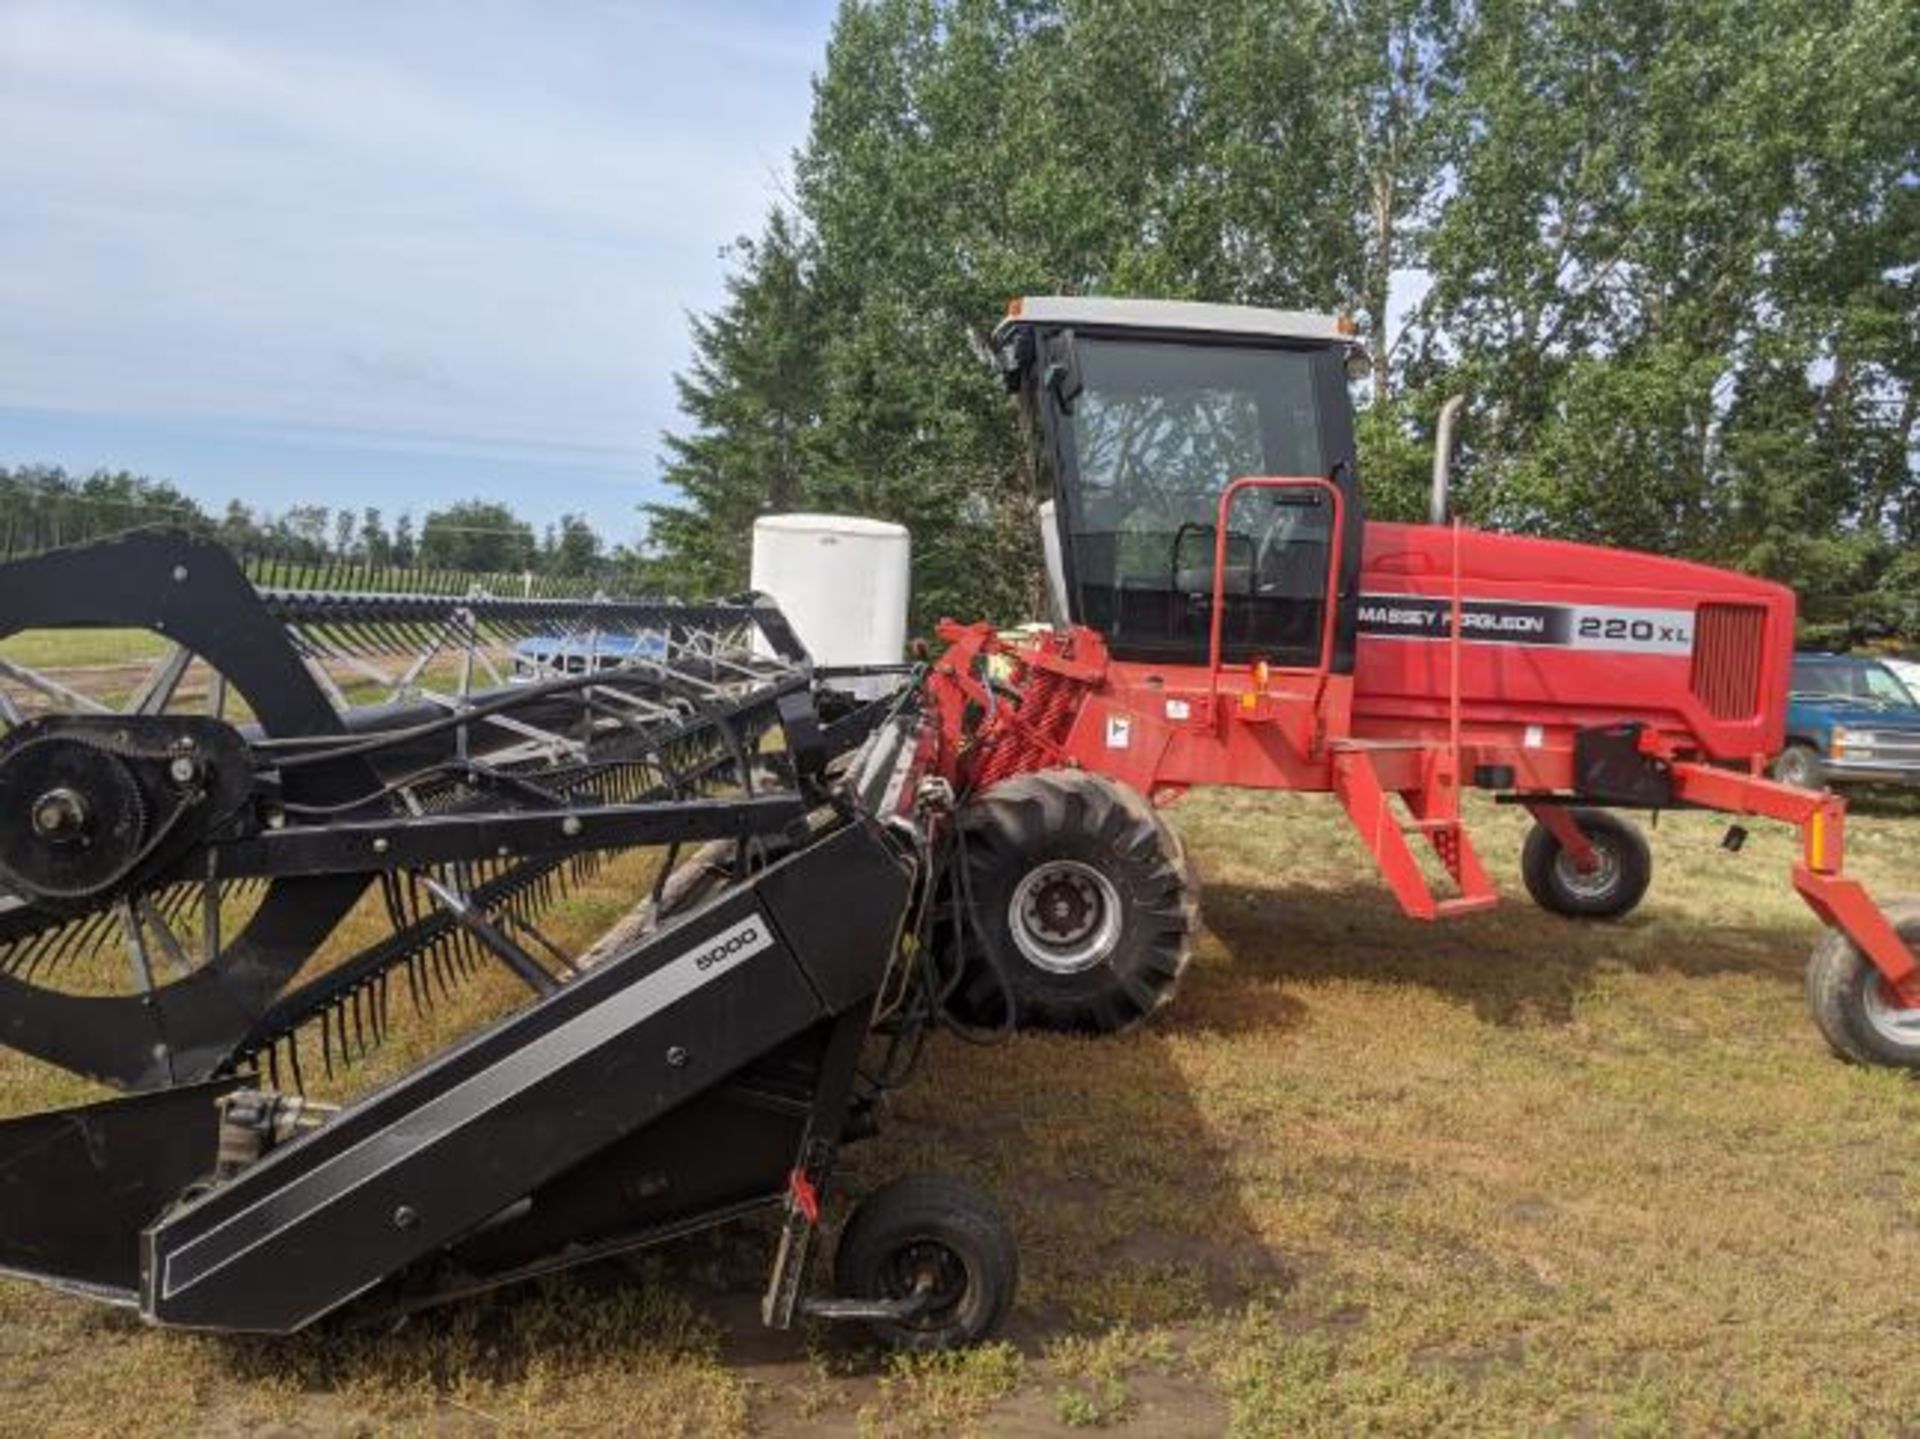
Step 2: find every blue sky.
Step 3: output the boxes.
[0,0,839,546]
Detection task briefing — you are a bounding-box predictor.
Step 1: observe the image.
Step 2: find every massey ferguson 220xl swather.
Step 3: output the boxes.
[921,297,1917,1069]
[0,297,1914,1354]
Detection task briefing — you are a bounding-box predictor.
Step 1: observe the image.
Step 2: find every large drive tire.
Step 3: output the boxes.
[834,1175,1017,1351]
[1772,743,1826,791]
[1521,808,1652,920]
[1805,900,1920,1069]
[953,770,1197,1033]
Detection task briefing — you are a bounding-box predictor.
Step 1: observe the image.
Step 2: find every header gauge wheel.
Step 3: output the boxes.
[952,770,1196,1033]
[834,1175,1017,1352]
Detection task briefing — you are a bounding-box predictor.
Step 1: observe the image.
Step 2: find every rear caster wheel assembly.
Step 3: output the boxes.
[832,1174,1017,1352]
[1521,807,1652,920]
[1805,899,1920,1070]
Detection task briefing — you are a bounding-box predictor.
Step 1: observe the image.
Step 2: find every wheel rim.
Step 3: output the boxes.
[1778,750,1815,788]
[1008,859,1123,975]
[886,1238,970,1331]
[1862,973,1920,1050]
[1552,841,1621,902]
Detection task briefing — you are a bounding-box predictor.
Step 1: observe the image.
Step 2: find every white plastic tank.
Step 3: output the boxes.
[750,514,910,699]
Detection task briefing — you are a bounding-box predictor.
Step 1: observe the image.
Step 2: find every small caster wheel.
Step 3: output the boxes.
[834,1174,1017,1351]
[1521,808,1652,919]
[1805,900,1920,1069]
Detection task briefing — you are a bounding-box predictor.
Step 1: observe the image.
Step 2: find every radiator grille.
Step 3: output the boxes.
[1689,603,1768,720]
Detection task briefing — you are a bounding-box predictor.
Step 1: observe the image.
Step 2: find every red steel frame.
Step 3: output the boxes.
[920,477,1919,1009]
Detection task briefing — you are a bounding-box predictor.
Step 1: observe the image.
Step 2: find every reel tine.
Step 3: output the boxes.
[404,952,426,1015]
[2,924,53,980]
[22,916,81,979]
[428,934,455,1001]
[36,909,113,980]
[453,926,477,978]
[380,873,407,931]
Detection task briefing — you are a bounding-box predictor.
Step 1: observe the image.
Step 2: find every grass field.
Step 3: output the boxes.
[1,793,1917,1435]
[0,626,168,669]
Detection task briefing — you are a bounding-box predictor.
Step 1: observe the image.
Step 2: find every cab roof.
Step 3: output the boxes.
[993,296,1353,345]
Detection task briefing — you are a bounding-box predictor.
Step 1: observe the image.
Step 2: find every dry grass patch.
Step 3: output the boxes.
[3,789,1919,1433]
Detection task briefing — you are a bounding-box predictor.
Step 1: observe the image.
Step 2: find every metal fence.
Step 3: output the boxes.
[0,519,636,602]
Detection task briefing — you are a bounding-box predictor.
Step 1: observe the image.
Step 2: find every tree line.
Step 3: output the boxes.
[648,0,1918,644]
[0,465,622,582]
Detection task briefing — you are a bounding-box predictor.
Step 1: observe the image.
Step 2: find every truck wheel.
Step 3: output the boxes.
[1520,808,1652,920]
[1772,743,1825,791]
[954,770,1196,1033]
[1805,900,1920,1069]
[834,1175,1017,1352]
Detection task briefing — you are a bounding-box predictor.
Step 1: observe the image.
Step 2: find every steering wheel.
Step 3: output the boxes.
[1167,521,1254,596]
[1249,492,1330,597]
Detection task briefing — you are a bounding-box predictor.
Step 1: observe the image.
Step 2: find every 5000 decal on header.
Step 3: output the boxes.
[1357,596,1694,656]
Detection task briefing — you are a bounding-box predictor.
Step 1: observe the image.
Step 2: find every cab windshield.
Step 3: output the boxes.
[1790,657,1919,711]
[1058,337,1332,666]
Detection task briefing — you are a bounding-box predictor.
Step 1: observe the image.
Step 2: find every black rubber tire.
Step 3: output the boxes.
[833,1174,1018,1352]
[1772,743,1826,791]
[1804,900,1920,1069]
[1520,808,1653,920]
[952,770,1197,1033]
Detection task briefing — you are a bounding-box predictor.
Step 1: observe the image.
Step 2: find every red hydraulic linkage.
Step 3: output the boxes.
[1523,801,1600,871]
[926,619,1102,790]
[1631,730,1920,1006]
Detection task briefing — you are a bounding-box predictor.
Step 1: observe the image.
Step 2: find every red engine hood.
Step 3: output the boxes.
[1352,522,1795,764]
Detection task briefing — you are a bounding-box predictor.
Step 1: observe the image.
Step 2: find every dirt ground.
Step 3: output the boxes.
[2,790,1917,1436]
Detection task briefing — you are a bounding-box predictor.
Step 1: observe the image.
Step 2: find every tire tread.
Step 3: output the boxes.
[956,770,1197,1033]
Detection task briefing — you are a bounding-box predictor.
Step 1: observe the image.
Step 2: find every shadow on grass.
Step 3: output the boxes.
[208,1021,1279,1402]
[721,1025,1281,1383]
[1194,875,1817,1029]
[209,876,1822,1393]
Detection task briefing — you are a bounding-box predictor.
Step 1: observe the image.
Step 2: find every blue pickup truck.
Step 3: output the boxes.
[1775,652,1920,789]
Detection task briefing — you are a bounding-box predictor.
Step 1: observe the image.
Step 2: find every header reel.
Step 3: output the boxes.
[0,529,820,1091]
[0,529,1025,1352]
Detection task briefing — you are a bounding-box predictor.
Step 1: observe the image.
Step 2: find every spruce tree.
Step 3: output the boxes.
[645,210,823,597]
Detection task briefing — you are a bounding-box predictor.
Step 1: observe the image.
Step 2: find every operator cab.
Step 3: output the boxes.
[994,297,1367,672]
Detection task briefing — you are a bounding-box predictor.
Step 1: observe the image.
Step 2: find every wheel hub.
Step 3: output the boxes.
[1008,860,1123,975]
[1553,842,1620,901]
[890,1240,968,1328]
[31,787,89,842]
[1862,975,1920,1048]
[0,736,148,902]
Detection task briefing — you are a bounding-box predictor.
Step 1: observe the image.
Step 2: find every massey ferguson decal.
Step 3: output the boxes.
[1358,596,1694,655]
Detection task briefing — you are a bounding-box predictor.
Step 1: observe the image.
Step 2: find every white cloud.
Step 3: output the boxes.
[0,0,829,511]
